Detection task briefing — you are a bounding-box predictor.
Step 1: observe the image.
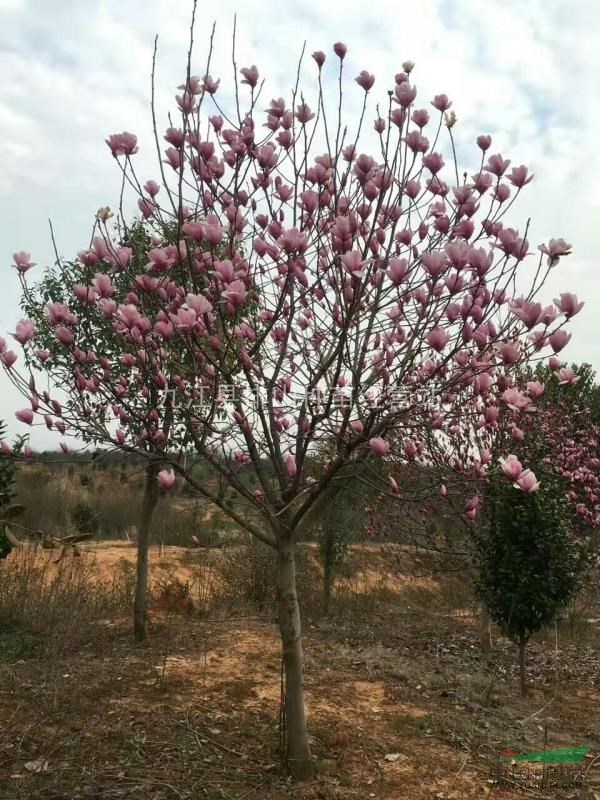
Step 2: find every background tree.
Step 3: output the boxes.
[473,362,600,692]
[317,483,366,614]
[475,474,581,696]
[0,423,25,560]
[18,220,169,639]
[3,28,582,777]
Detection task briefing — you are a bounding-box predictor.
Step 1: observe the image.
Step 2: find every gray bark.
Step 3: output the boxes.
[276,537,314,780]
[133,463,159,642]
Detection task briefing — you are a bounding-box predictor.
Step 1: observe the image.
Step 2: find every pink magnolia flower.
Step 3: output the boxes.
[403,439,417,458]
[389,475,399,494]
[484,153,511,176]
[427,326,450,352]
[12,319,35,345]
[157,469,176,489]
[1,441,11,455]
[171,308,197,334]
[554,292,583,318]
[73,284,98,304]
[476,134,492,151]
[55,326,74,346]
[499,454,523,481]
[539,238,572,267]
[548,329,571,353]
[423,152,444,174]
[511,427,524,442]
[12,251,36,273]
[440,484,448,497]
[285,454,298,478]
[333,42,347,59]
[138,198,155,219]
[465,496,480,520]
[295,102,315,123]
[144,179,160,197]
[240,65,259,87]
[507,165,533,188]
[502,387,532,412]
[496,341,520,364]
[16,408,34,425]
[60,442,69,454]
[549,355,562,371]
[221,280,248,307]
[186,293,213,315]
[515,469,540,494]
[46,302,73,326]
[555,367,580,386]
[279,228,308,254]
[431,94,451,111]
[355,70,375,91]
[369,437,389,457]
[421,252,447,278]
[411,108,429,127]
[526,381,545,399]
[394,82,417,108]
[105,132,138,157]
[341,251,366,278]
[350,420,364,434]
[93,273,115,297]
[510,300,542,329]
[202,74,220,94]
[1,350,17,368]
[387,258,408,284]
[312,50,326,67]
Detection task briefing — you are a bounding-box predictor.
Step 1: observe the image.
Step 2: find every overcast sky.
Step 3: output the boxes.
[0,0,599,448]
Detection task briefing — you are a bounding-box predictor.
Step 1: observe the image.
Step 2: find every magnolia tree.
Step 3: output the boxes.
[371,361,600,660]
[475,366,600,692]
[2,30,584,777]
[16,220,245,641]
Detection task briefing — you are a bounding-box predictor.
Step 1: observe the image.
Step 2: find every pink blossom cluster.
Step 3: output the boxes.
[2,43,583,524]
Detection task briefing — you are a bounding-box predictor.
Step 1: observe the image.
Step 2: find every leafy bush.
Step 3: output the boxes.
[475,477,581,694]
[72,501,98,534]
[216,543,317,616]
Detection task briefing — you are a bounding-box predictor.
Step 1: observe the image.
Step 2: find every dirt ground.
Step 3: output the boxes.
[0,542,598,799]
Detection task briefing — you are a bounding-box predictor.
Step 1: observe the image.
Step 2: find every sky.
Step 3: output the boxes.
[0,0,599,448]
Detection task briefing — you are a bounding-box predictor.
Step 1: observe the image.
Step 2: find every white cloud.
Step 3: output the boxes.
[0,0,598,447]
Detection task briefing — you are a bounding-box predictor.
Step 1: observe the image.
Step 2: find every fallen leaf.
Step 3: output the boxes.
[24,758,49,773]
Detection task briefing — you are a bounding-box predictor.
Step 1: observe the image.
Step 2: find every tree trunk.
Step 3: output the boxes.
[518,635,528,697]
[479,601,492,656]
[322,559,333,616]
[133,463,159,642]
[276,537,314,781]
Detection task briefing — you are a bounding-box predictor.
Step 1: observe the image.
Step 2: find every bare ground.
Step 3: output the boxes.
[0,542,598,799]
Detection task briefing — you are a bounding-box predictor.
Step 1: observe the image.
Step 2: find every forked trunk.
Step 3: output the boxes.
[518,635,528,697]
[133,463,159,642]
[276,537,314,781]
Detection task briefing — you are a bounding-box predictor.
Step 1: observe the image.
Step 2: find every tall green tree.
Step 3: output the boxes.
[0,423,24,560]
[475,474,580,696]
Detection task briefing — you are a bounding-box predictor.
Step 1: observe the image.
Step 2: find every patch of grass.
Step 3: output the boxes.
[0,618,39,663]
